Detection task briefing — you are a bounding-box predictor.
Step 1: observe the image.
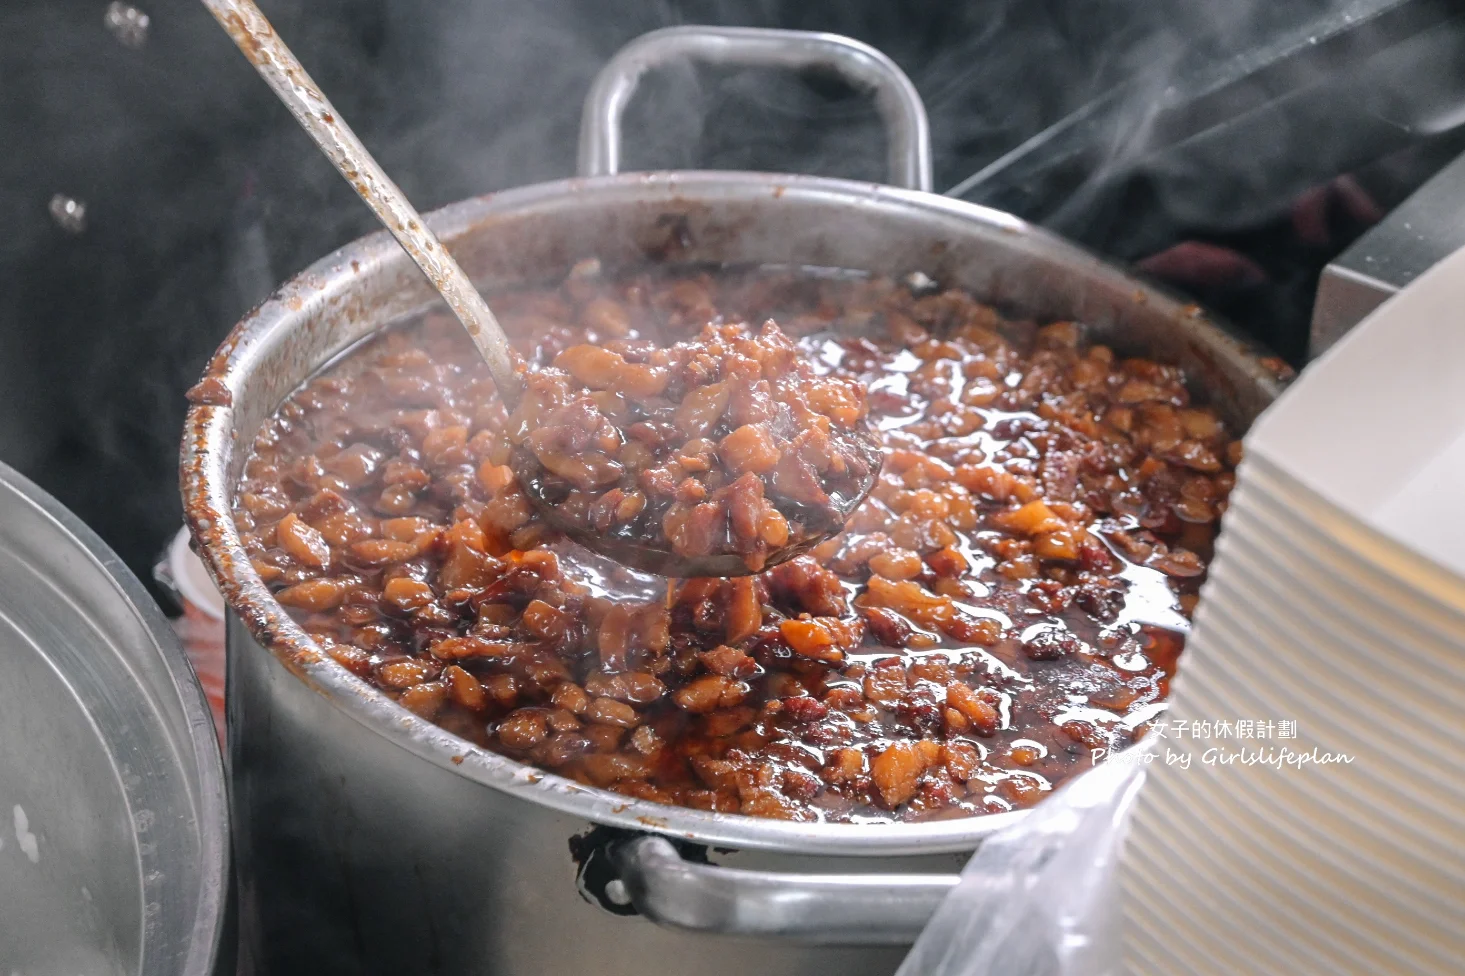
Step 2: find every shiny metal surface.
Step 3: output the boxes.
[183,169,1283,976]
[578,26,933,192]
[612,835,961,944]
[0,462,229,976]
[1311,148,1465,358]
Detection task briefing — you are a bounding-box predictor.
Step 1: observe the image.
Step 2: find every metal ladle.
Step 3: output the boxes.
[201,0,519,398]
[203,0,879,578]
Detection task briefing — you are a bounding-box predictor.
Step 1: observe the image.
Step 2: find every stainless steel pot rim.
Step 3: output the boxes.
[184,170,1270,856]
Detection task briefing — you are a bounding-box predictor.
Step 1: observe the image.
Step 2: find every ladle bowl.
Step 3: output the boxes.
[509,418,882,579]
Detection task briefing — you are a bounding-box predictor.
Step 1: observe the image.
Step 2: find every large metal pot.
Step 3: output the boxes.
[182,27,1287,976]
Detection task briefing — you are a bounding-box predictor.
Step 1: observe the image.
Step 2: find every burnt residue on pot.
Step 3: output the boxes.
[570,825,711,917]
[569,826,642,915]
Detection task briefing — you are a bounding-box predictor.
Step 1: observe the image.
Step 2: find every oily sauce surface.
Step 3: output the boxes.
[508,316,881,575]
[234,265,1238,823]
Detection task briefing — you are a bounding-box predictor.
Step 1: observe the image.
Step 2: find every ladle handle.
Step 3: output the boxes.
[578,26,933,192]
[201,0,520,402]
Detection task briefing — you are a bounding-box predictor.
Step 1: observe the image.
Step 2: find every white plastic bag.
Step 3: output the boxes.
[897,742,1153,976]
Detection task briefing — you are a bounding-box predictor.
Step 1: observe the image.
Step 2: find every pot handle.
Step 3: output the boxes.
[578,26,933,192]
[609,834,960,945]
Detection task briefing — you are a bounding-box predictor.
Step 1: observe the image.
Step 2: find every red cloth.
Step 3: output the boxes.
[173,603,226,744]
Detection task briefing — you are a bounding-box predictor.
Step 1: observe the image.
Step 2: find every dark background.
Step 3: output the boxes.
[2,0,1462,596]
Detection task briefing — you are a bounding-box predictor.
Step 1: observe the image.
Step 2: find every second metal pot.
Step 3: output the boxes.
[0,462,230,976]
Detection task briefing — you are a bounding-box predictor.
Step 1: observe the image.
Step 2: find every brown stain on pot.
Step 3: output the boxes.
[184,377,232,407]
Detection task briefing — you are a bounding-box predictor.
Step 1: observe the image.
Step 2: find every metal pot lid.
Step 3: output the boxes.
[0,461,228,976]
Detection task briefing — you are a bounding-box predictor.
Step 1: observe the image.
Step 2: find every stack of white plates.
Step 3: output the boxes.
[1117,245,1465,975]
